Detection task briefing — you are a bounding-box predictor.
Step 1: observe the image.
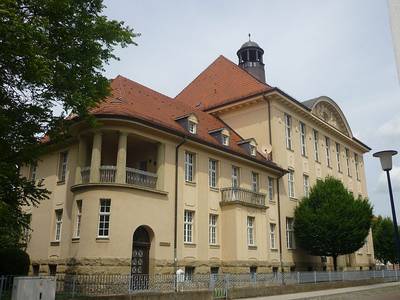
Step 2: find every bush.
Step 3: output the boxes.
[0,248,30,275]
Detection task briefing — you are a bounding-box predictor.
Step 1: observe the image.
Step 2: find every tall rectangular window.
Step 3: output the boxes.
[98,199,111,237]
[284,114,292,150]
[345,148,351,176]
[184,152,195,182]
[355,153,360,180]
[251,172,259,192]
[58,151,68,182]
[29,163,37,181]
[184,210,194,243]
[270,223,276,249]
[336,143,341,172]
[313,129,319,162]
[303,174,310,197]
[286,218,295,249]
[288,169,295,198]
[74,200,82,238]
[299,122,307,156]
[54,209,63,242]
[231,166,240,188]
[247,216,255,246]
[268,177,274,201]
[208,159,218,188]
[325,137,331,167]
[209,214,218,245]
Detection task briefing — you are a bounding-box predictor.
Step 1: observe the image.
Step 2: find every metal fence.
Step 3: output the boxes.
[2,269,400,299]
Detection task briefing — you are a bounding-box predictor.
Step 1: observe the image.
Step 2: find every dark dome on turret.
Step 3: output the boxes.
[237,35,266,83]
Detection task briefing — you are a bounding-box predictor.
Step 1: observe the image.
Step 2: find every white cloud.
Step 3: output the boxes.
[377,117,400,137]
[375,166,400,194]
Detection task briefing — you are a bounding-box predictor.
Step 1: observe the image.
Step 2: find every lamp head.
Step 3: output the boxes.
[373,150,398,171]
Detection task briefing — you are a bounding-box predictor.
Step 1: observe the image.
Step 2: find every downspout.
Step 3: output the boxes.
[263,94,273,160]
[174,137,186,275]
[276,174,284,274]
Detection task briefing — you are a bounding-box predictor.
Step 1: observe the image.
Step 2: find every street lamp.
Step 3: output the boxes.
[373,150,400,266]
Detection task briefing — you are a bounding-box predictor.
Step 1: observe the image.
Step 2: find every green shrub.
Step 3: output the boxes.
[0,248,30,275]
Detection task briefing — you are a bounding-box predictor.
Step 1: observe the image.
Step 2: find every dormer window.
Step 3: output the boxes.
[188,121,197,134]
[222,134,229,146]
[209,128,230,146]
[237,138,258,157]
[175,113,198,135]
[250,145,256,157]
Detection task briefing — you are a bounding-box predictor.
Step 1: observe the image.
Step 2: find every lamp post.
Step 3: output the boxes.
[373,150,400,266]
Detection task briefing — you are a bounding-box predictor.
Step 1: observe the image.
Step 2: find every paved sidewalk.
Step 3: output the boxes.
[239,281,400,299]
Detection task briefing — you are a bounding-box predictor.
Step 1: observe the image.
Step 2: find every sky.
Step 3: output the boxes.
[103,0,400,217]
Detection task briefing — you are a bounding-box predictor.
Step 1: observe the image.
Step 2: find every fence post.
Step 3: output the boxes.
[396,267,398,281]
[297,272,300,284]
[314,271,317,284]
[328,271,331,282]
[382,269,385,278]
[342,270,345,281]
[71,275,76,298]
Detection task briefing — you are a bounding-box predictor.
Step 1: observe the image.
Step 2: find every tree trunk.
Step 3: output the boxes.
[333,255,338,271]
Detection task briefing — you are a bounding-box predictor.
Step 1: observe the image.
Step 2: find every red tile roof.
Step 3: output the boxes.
[175,55,273,110]
[89,75,283,171]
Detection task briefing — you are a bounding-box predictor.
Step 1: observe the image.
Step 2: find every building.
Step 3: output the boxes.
[23,39,375,276]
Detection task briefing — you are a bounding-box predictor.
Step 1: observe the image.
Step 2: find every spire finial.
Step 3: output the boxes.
[248,33,251,41]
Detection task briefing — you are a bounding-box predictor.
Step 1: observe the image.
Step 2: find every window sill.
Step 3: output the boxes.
[286,148,294,153]
[50,241,60,246]
[96,237,110,243]
[184,243,196,248]
[185,181,196,187]
[270,248,278,252]
[248,245,257,250]
[301,154,308,159]
[287,248,296,251]
[56,181,65,186]
[209,187,220,192]
[209,244,220,249]
[289,197,298,201]
[72,238,80,243]
[315,160,321,164]
[269,200,276,205]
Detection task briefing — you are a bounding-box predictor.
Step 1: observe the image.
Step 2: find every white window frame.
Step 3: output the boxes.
[184,151,195,182]
[250,145,256,157]
[208,159,218,188]
[284,114,292,150]
[222,134,229,146]
[251,172,259,192]
[325,137,331,167]
[98,199,111,238]
[269,223,277,249]
[268,177,274,201]
[231,166,240,188]
[184,210,194,243]
[188,121,197,134]
[209,214,218,245]
[336,143,341,172]
[58,151,68,182]
[345,148,351,177]
[74,200,82,238]
[54,209,63,242]
[313,129,319,162]
[286,218,295,249]
[300,122,307,156]
[247,216,255,246]
[288,169,295,198]
[355,153,360,181]
[303,174,310,197]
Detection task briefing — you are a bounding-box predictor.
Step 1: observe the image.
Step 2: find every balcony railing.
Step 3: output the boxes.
[126,167,158,189]
[100,165,116,183]
[81,167,90,184]
[221,187,266,207]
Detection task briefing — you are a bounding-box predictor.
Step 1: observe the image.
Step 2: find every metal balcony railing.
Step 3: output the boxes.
[126,167,158,189]
[100,165,116,183]
[81,167,90,184]
[221,187,266,207]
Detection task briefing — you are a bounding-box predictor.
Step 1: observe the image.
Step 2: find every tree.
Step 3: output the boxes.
[0,0,137,247]
[294,176,373,271]
[372,216,398,265]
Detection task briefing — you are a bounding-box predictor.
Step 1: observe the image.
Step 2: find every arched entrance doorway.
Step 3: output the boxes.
[131,226,151,277]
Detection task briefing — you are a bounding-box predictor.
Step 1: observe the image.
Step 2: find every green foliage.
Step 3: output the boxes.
[0,202,31,249]
[0,248,30,275]
[372,216,398,264]
[0,0,137,246]
[294,176,373,270]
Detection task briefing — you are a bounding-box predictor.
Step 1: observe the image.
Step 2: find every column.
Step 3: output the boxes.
[116,132,128,184]
[156,143,165,190]
[90,131,102,183]
[74,136,87,184]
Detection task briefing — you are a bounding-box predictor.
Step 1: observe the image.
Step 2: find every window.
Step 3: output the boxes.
[268,177,274,201]
[284,114,292,150]
[250,266,257,279]
[209,214,218,245]
[286,218,295,249]
[299,122,307,156]
[185,266,194,281]
[247,216,255,246]
[29,163,37,181]
[74,200,82,238]
[54,210,63,242]
[355,153,360,180]
[210,267,219,275]
[184,210,194,243]
[208,159,218,188]
[48,264,57,276]
[98,199,111,238]
[184,152,195,182]
[325,137,331,167]
[313,129,319,162]
[345,148,351,176]
[222,134,229,146]
[303,174,310,197]
[288,170,295,198]
[336,143,341,172]
[251,172,259,192]
[188,121,197,134]
[270,223,276,249]
[250,145,256,157]
[32,264,40,276]
[58,151,68,182]
[231,166,240,188]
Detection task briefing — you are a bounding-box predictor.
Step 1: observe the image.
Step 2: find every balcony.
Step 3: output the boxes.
[126,167,157,189]
[220,187,266,208]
